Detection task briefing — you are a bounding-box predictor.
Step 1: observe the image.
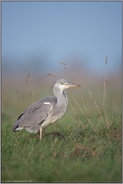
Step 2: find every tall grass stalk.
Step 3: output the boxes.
[59,61,103,122]
[103,56,109,128]
[80,92,89,116]
[71,70,102,118]
[69,100,82,126]
[70,95,93,126]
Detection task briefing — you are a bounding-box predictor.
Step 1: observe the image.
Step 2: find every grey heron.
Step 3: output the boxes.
[13,79,80,140]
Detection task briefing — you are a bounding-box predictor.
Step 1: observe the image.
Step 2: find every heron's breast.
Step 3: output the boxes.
[51,103,68,123]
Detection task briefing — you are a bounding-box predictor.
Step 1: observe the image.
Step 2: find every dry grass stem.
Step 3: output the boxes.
[59,60,103,123]
[47,73,56,78]
[24,73,32,102]
[59,61,102,118]
[59,61,66,66]
[69,100,82,126]
[70,95,93,126]
[103,57,109,128]
[73,70,102,117]
[80,92,89,116]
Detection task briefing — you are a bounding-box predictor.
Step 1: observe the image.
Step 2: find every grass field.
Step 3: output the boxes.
[2,71,122,183]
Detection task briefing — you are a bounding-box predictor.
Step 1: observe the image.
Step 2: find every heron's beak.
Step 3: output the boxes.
[67,82,81,88]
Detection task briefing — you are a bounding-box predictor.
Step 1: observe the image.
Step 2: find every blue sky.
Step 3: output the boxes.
[2,2,122,75]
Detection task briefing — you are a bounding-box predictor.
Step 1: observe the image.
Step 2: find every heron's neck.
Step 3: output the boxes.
[53,88,68,107]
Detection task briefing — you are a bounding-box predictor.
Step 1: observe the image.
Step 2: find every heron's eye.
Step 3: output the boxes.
[61,82,67,85]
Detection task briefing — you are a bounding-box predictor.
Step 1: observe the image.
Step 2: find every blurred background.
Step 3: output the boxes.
[2,2,122,117]
[2,3,122,182]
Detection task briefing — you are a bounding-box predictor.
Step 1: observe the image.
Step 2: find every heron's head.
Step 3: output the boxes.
[54,79,81,91]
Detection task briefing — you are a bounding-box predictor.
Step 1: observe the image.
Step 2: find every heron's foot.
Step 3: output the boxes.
[44,131,65,140]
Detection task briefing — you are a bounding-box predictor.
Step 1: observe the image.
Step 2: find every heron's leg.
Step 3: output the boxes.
[39,127,43,140]
[44,131,65,140]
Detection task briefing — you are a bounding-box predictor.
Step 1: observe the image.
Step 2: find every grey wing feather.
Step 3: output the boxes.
[13,97,54,131]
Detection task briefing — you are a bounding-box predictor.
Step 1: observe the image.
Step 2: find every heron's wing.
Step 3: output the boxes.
[15,97,54,128]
